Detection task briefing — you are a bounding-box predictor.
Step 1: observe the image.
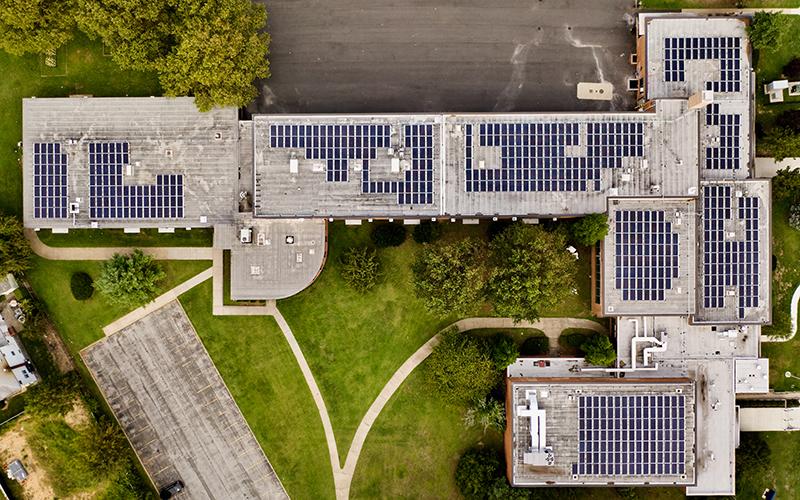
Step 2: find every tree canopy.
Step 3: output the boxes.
[455,448,501,499]
[570,213,609,246]
[339,246,381,293]
[463,397,505,433]
[412,238,487,316]
[95,249,165,307]
[0,215,33,276]
[0,0,74,55]
[776,110,800,135]
[412,220,443,244]
[486,224,577,322]
[772,168,800,202]
[581,334,616,367]
[748,12,790,51]
[763,127,800,162]
[426,328,498,405]
[489,333,519,370]
[370,222,406,248]
[784,57,800,80]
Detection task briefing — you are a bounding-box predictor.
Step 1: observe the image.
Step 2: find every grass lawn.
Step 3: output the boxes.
[25,257,210,352]
[37,228,213,248]
[180,281,334,500]
[642,0,800,7]
[0,394,25,424]
[0,31,160,217]
[758,432,800,498]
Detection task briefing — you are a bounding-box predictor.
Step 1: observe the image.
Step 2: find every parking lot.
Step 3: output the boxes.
[82,302,287,500]
[253,0,638,114]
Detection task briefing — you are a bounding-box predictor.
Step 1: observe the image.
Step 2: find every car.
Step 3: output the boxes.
[159,480,185,499]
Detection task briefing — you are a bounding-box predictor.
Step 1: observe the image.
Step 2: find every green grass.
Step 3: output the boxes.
[0,394,25,425]
[736,432,800,499]
[25,257,210,352]
[641,0,800,7]
[0,31,160,217]
[180,281,334,500]
[37,228,213,248]
[27,418,100,496]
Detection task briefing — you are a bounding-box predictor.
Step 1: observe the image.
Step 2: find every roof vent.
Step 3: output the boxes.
[165,149,173,158]
[214,132,222,140]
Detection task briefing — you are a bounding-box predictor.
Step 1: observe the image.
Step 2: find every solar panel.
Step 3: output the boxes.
[464,121,644,193]
[704,104,741,170]
[88,142,184,219]
[663,36,742,92]
[33,143,68,219]
[702,185,759,318]
[614,210,679,301]
[574,394,686,477]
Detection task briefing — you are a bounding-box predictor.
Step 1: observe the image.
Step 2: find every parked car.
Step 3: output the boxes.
[159,480,184,499]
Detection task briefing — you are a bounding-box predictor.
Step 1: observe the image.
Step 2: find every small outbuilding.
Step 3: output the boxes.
[6,459,28,482]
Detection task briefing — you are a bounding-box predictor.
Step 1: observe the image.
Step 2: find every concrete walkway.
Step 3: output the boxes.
[754,157,800,178]
[210,249,275,316]
[762,282,800,343]
[102,268,213,336]
[25,229,213,261]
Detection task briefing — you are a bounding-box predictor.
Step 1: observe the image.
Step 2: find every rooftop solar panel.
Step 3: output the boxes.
[574,394,686,477]
[704,104,742,170]
[663,36,742,93]
[33,143,68,219]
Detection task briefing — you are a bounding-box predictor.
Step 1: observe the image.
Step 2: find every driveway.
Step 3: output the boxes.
[252,0,638,114]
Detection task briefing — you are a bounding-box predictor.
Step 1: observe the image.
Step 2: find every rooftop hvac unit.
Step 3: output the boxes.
[387,147,395,156]
[240,228,253,244]
[735,190,743,198]
[391,158,400,173]
[312,162,324,172]
[620,173,632,183]
[69,202,79,214]
[289,158,299,174]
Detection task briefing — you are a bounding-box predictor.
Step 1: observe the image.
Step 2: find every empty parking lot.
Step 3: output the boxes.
[254,0,637,114]
[82,301,287,500]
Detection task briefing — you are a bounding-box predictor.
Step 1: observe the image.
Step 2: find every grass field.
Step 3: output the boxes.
[641,0,800,7]
[37,228,214,247]
[180,281,334,500]
[0,31,160,217]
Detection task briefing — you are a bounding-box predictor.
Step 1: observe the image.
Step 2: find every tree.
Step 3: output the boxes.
[776,110,800,134]
[412,220,442,244]
[489,333,519,370]
[70,272,95,300]
[80,417,129,475]
[412,238,487,316]
[570,213,608,246]
[0,0,74,56]
[748,12,790,51]
[426,328,498,404]
[24,375,81,417]
[455,448,501,499]
[581,334,616,367]
[736,433,771,492]
[520,335,549,356]
[772,168,800,202]
[0,215,32,276]
[339,246,381,293]
[464,397,505,433]
[96,250,165,307]
[370,222,406,248]
[487,224,577,322]
[784,57,800,80]
[790,205,800,230]
[763,127,800,162]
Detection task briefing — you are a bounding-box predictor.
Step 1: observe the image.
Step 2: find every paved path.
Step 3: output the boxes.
[754,157,800,178]
[102,268,213,336]
[762,282,800,343]
[210,249,276,316]
[25,229,213,261]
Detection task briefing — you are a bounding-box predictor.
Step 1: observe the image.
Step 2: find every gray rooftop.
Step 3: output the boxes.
[22,97,240,229]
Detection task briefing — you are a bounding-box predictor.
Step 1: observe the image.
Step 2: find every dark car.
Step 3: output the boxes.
[159,480,185,499]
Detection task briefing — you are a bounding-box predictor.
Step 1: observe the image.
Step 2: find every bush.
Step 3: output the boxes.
[0,215,32,276]
[426,328,498,404]
[581,334,616,367]
[70,272,94,300]
[412,220,443,244]
[773,168,800,202]
[370,222,406,248]
[412,238,487,316]
[455,448,501,499]
[487,219,514,241]
[570,213,609,246]
[748,12,790,51]
[464,397,505,433]
[763,127,800,162]
[340,246,381,293]
[784,57,800,80]
[24,374,81,417]
[790,205,800,231]
[776,110,800,135]
[489,334,519,370]
[520,335,549,356]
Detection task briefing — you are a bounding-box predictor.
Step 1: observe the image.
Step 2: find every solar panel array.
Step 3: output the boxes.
[614,210,679,301]
[89,142,184,219]
[464,122,644,193]
[663,36,742,92]
[702,185,759,318]
[705,104,742,170]
[573,395,686,477]
[33,143,68,219]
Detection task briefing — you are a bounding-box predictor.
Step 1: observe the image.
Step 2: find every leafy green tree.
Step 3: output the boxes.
[339,246,381,293]
[748,12,790,51]
[412,220,443,244]
[772,168,800,202]
[464,397,505,433]
[370,222,406,248]
[0,215,32,276]
[581,334,616,367]
[520,335,549,356]
[0,0,74,55]
[570,213,608,246]
[735,433,771,493]
[455,448,501,499]
[784,57,800,80]
[763,127,800,162]
[777,110,800,134]
[24,375,81,417]
[412,238,487,316]
[490,333,519,370]
[96,249,165,307]
[426,328,498,404]
[70,272,94,300]
[487,224,577,322]
[80,417,129,475]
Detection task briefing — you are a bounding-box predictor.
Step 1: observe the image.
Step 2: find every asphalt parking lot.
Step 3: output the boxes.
[253,0,638,114]
[82,302,287,500]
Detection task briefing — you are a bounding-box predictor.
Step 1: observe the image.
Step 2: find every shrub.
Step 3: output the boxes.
[570,213,609,246]
[0,215,32,276]
[773,168,800,202]
[412,238,487,316]
[70,272,94,300]
[426,328,498,404]
[489,334,519,370]
[520,335,550,356]
[464,397,505,433]
[412,220,442,244]
[581,334,616,367]
[776,110,800,134]
[24,374,81,417]
[95,250,166,307]
[487,219,514,241]
[791,205,800,231]
[763,127,800,162]
[340,246,381,293]
[455,448,501,499]
[784,57,800,80]
[748,12,790,51]
[370,222,406,248]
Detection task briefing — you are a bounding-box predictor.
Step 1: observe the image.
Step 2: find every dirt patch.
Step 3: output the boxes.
[36,317,76,374]
[63,400,91,429]
[0,418,56,500]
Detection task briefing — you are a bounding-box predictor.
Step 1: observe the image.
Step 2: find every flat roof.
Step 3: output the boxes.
[507,378,696,487]
[22,97,240,229]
